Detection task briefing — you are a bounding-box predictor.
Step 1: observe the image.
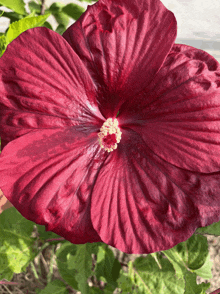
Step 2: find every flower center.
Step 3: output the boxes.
[98,118,122,152]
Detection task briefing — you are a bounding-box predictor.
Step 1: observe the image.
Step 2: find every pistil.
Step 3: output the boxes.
[98,118,122,152]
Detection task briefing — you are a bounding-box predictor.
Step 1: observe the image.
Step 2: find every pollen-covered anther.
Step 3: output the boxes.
[98,118,122,152]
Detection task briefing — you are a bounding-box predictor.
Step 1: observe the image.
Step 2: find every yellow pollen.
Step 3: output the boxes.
[98,118,122,152]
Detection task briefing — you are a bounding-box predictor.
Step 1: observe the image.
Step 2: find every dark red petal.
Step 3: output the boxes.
[91,130,220,254]
[0,27,103,144]
[63,0,177,118]
[122,44,220,173]
[0,128,104,243]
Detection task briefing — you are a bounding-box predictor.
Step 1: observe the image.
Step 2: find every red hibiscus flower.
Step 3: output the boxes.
[0,0,220,254]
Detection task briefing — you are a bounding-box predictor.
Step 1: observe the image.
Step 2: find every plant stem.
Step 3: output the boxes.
[47,245,55,284]
[30,261,39,280]
[40,0,46,15]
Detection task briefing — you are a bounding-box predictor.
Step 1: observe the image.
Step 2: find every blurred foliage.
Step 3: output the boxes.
[0,0,98,56]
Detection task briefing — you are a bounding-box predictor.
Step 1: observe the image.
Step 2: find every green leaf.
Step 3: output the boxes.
[48,2,65,13]
[48,2,70,27]
[54,12,69,26]
[37,279,68,294]
[62,3,85,20]
[193,252,212,279]
[125,254,185,294]
[95,244,121,289]
[103,284,119,293]
[0,34,6,57]
[0,207,38,281]
[162,235,211,293]
[68,243,97,294]
[162,234,209,279]
[5,12,50,45]
[184,272,210,294]
[196,220,220,236]
[43,21,53,31]
[56,242,101,292]
[35,224,63,243]
[56,242,80,290]
[0,0,26,15]
[117,270,135,293]
[24,10,35,19]
[28,1,41,14]
[56,24,66,35]
[89,288,103,294]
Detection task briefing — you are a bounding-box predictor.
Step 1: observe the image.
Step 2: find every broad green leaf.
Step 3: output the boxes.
[28,1,41,14]
[95,243,121,289]
[89,288,103,294]
[193,252,212,279]
[196,220,220,236]
[48,2,65,13]
[43,21,53,31]
[126,254,185,294]
[182,234,208,270]
[53,11,69,27]
[35,224,63,243]
[0,266,13,282]
[37,279,68,294]
[102,284,118,293]
[48,2,69,27]
[0,0,26,15]
[54,11,69,26]
[117,270,135,293]
[162,234,209,279]
[56,24,66,35]
[5,13,50,45]
[62,3,85,20]
[162,234,210,293]
[56,242,79,290]
[23,11,35,19]
[68,243,97,294]
[184,272,210,294]
[56,242,102,292]
[0,207,37,280]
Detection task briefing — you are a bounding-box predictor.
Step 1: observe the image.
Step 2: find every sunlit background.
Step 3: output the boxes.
[0,0,219,62]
